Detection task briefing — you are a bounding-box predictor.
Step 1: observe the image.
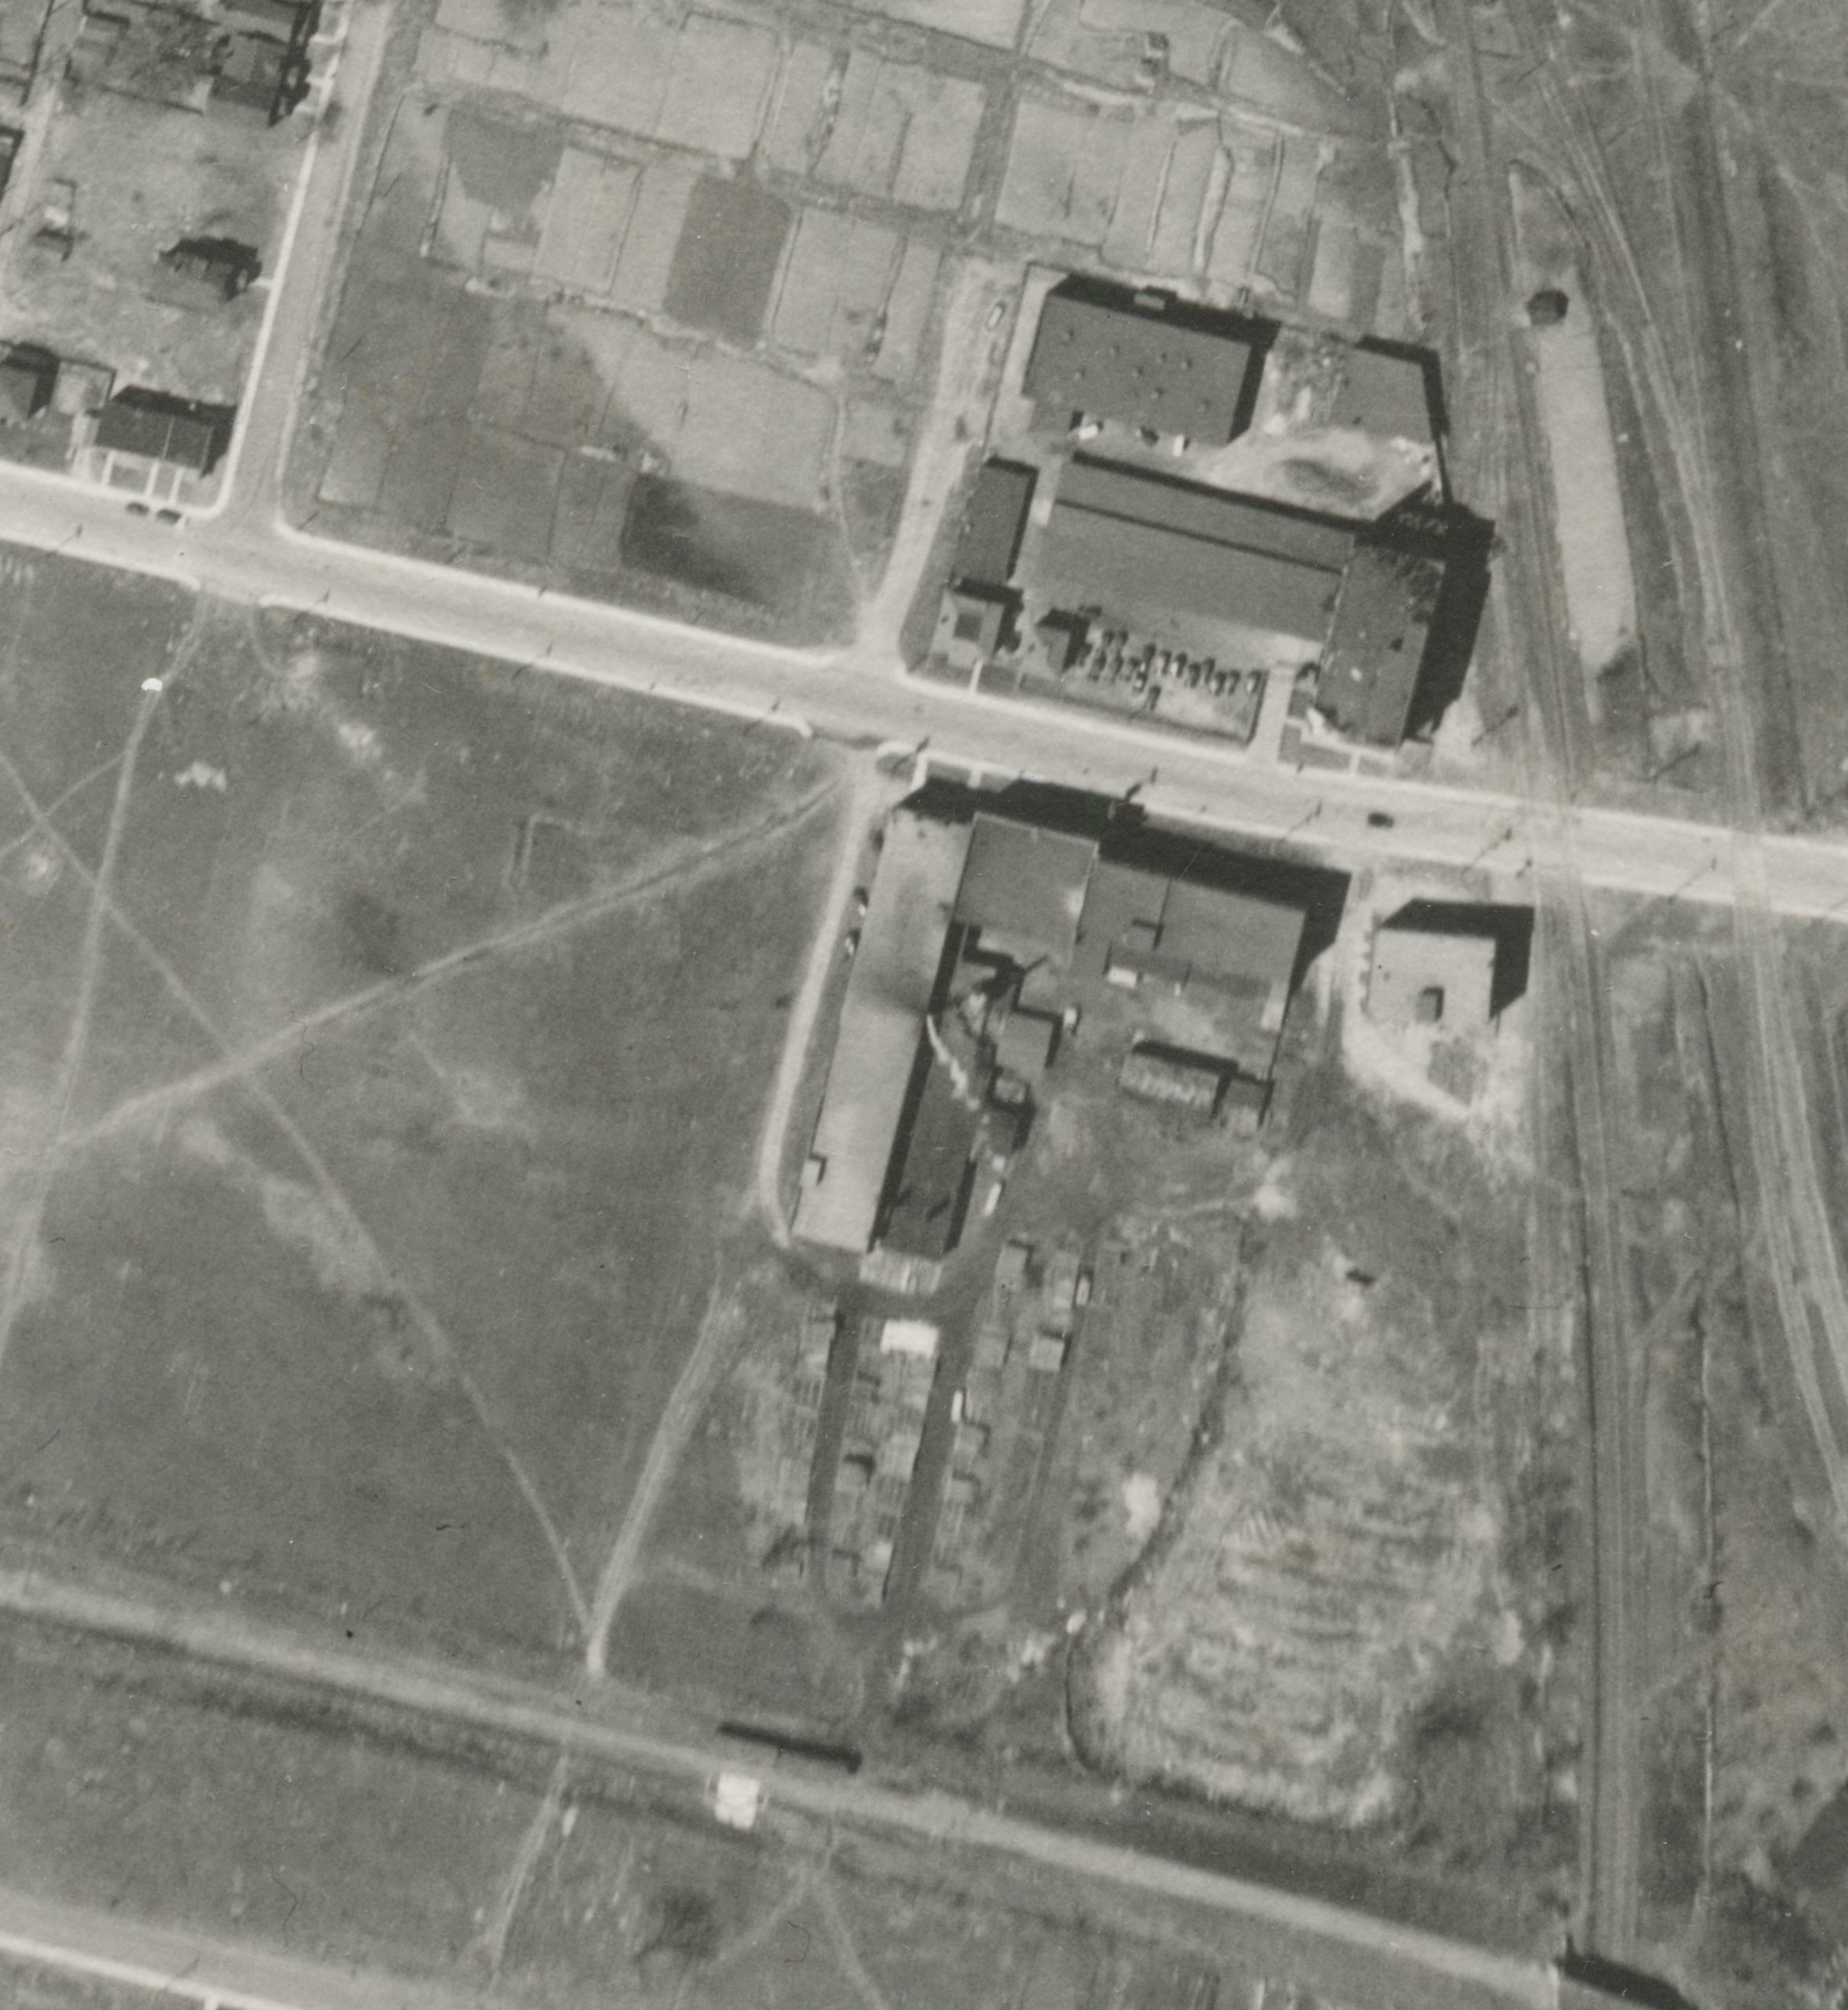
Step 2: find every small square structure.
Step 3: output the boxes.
[1368,923,1496,1032]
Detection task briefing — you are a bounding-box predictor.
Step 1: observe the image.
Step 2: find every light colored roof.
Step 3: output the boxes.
[794,811,970,1252]
[1369,924,1496,1029]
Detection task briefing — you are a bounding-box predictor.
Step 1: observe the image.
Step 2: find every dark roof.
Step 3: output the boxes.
[94,389,227,472]
[1075,861,1302,998]
[953,459,1035,589]
[953,812,1096,964]
[1315,541,1443,746]
[1036,460,1350,645]
[1331,342,1436,443]
[0,349,52,422]
[1059,458,1355,569]
[880,1054,980,1260]
[1024,280,1261,444]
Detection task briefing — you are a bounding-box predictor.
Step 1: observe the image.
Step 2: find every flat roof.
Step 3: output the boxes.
[1331,344,1435,444]
[953,813,1096,967]
[1157,876,1304,995]
[1370,925,1496,1030]
[879,1058,979,1261]
[953,459,1036,589]
[1316,542,1441,747]
[1024,284,1258,444]
[1057,458,1356,572]
[793,811,971,1252]
[1035,500,1342,648]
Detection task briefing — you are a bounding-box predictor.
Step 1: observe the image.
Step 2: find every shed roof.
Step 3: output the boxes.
[1024,283,1258,444]
[953,459,1036,588]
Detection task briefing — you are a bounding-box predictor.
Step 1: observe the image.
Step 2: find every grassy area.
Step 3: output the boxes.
[0,556,844,1671]
[0,1621,546,1981]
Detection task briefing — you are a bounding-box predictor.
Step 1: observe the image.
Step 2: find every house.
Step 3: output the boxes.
[157,236,261,303]
[1368,919,1497,1032]
[1024,276,1264,446]
[93,387,230,474]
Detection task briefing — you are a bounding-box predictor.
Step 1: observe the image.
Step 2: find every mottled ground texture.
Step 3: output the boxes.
[0,551,842,1672]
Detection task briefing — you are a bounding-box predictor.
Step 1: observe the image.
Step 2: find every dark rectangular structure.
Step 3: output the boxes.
[1036,459,1351,648]
[93,388,230,473]
[1024,277,1262,445]
[1315,540,1442,746]
[952,459,1036,588]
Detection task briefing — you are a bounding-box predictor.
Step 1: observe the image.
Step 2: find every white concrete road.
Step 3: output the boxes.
[10,468,1848,927]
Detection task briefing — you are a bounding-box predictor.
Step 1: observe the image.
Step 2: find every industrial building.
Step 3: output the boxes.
[797,795,1308,1261]
[1035,455,1353,653]
[1024,276,1265,447]
[1368,903,1531,1032]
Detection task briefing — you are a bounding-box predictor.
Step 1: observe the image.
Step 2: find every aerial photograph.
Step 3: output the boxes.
[0,0,1846,2000]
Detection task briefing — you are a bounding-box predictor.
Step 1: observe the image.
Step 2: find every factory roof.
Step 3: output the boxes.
[1315,540,1443,747]
[953,459,1037,588]
[953,812,1096,967]
[1024,280,1261,445]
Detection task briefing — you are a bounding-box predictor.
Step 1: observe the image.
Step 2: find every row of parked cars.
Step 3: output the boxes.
[1076,630,1262,704]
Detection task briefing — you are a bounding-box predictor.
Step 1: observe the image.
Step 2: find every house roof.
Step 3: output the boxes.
[1024,282,1259,444]
[94,392,222,472]
[1315,541,1442,747]
[953,459,1035,589]
[953,813,1096,967]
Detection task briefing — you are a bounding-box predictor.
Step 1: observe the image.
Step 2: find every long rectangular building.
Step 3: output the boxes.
[793,811,971,1253]
[1034,457,1353,650]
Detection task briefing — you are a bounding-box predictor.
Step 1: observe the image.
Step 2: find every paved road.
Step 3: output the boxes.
[0,1570,1557,2010]
[15,467,1848,930]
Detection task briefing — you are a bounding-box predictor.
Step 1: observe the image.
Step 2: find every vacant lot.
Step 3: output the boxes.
[1071,1063,1568,1877]
[0,554,843,1671]
[0,1620,546,1981]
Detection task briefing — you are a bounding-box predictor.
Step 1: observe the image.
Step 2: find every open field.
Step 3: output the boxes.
[0,548,844,1673]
